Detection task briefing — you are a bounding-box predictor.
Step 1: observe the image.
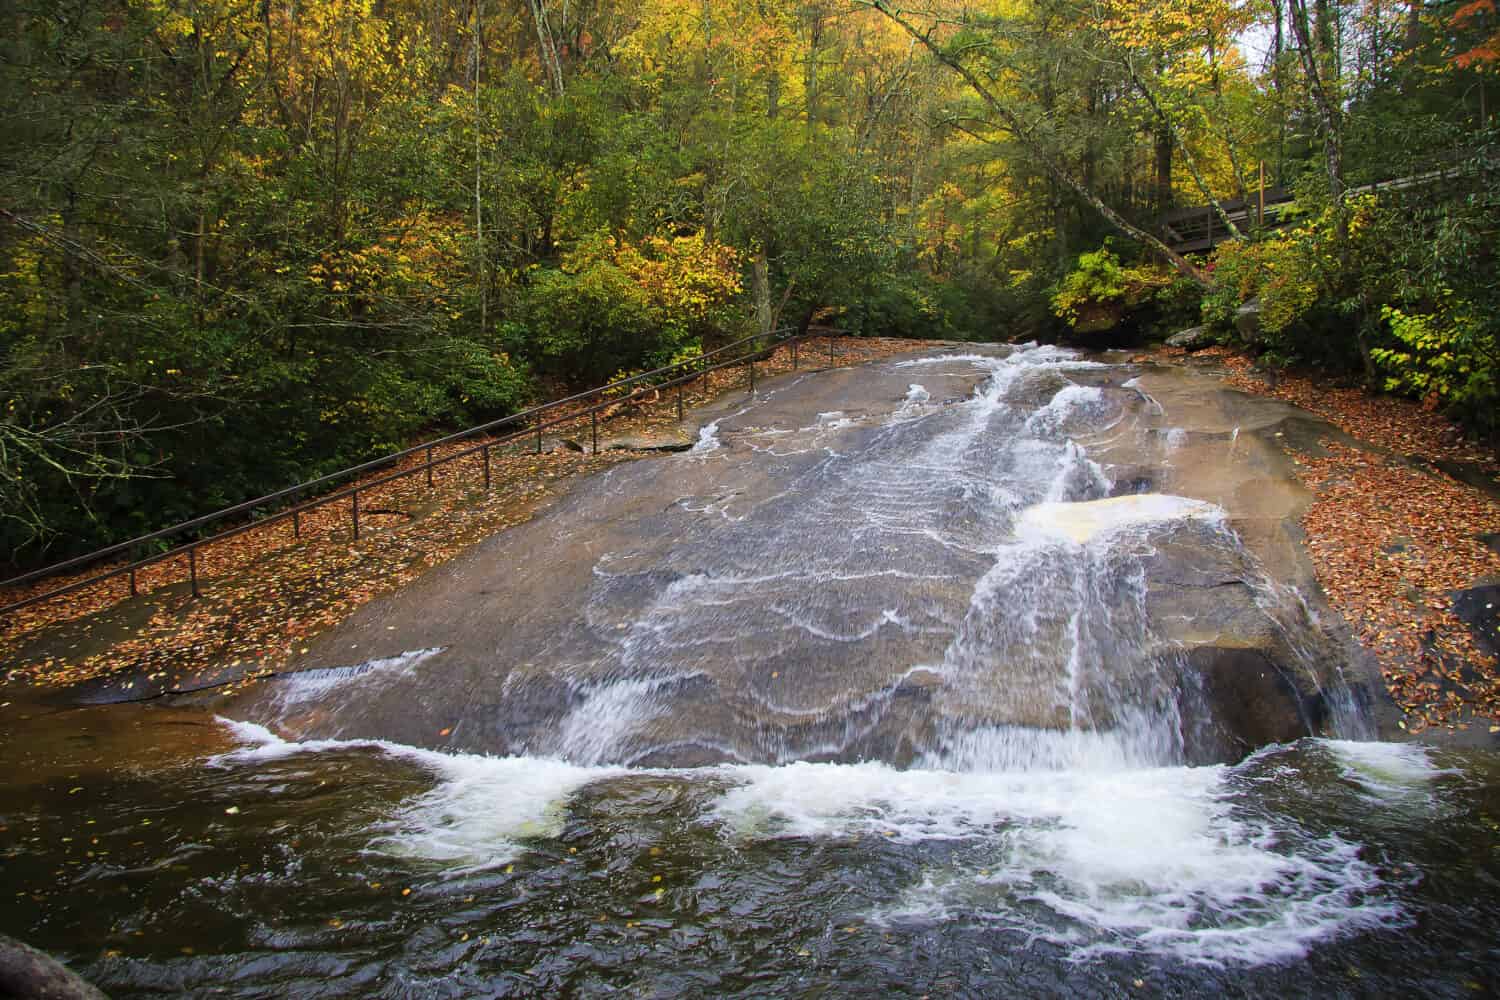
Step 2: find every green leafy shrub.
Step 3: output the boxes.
[1372,304,1499,437]
[1051,249,1170,333]
[523,232,741,384]
[858,272,952,339]
[1201,229,1322,337]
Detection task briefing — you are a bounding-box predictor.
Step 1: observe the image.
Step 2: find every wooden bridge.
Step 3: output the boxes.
[1158,187,1293,253]
[1158,160,1486,253]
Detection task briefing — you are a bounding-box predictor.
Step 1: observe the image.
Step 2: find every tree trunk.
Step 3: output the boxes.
[1290,0,1366,380]
[1273,0,1286,184]
[804,11,821,131]
[1288,0,1347,229]
[527,0,565,97]
[1126,55,1242,240]
[753,248,774,336]
[863,1,1212,287]
[1154,124,1173,214]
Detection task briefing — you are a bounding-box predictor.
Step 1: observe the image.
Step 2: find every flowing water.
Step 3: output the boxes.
[3,345,1498,997]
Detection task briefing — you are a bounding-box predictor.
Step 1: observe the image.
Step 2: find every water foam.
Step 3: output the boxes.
[210,722,1411,964]
[1017,494,1224,544]
[1024,384,1107,436]
[690,419,724,454]
[269,648,442,712]
[709,758,1403,965]
[212,720,619,872]
[1325,739,1453,806]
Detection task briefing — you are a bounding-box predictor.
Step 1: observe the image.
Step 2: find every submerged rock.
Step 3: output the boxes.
[0,934,108,1000]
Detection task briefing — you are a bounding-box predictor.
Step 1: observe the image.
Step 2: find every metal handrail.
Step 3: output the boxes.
[1,326,846,619]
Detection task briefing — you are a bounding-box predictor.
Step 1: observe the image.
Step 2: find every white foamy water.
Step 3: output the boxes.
[1017,494,1224,544]
[1326,739,1453,807]
[709,758,1404,965]
[1023,383,1107,436]
[893,383,933,421]
[213,720,619,871]
[690,419,724,454]
[209,720,1417,965]
[269,648,443,711]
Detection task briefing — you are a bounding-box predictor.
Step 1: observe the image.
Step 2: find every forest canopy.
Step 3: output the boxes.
[2,0,1496,570]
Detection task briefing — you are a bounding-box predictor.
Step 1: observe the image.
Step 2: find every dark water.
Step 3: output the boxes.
[2,703,1498,998]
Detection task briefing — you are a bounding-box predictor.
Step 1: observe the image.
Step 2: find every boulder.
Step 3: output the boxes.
[602,432,695,453]
[1452,584,1500,659]
[0,934,108,1000]
[1180,646,1324,763]
[1234,298,1262,343]
[1165,325,1213,350]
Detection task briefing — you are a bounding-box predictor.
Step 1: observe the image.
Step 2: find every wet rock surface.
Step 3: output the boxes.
[224,345,1379,765]
[0,933,109,1000]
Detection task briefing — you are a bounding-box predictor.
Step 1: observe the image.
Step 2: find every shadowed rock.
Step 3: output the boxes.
[0,934,108,1000]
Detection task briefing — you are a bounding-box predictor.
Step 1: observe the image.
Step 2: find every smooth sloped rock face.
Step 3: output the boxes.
[225,346,1377,767]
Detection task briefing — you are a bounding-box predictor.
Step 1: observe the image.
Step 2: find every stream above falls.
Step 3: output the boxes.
[3,343,1497,997]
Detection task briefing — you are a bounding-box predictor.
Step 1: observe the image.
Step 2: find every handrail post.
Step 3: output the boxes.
[292,510,301,539]
[129,567,137,597]
[352,489,360,540]
[425,446,434,487]
[536,422,543,455]
[187,546,199,598]
[791,338,798,370]
[482,444,491,489]
[828,335,834,367]
[676,379,684,421]
[747,356,754,394]
[591,409,599,454]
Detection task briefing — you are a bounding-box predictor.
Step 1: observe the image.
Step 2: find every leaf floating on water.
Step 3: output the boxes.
[401,887,411,896]
[224,806,240,815]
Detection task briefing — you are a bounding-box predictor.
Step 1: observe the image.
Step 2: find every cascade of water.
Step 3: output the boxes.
[206,344,1408,973]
